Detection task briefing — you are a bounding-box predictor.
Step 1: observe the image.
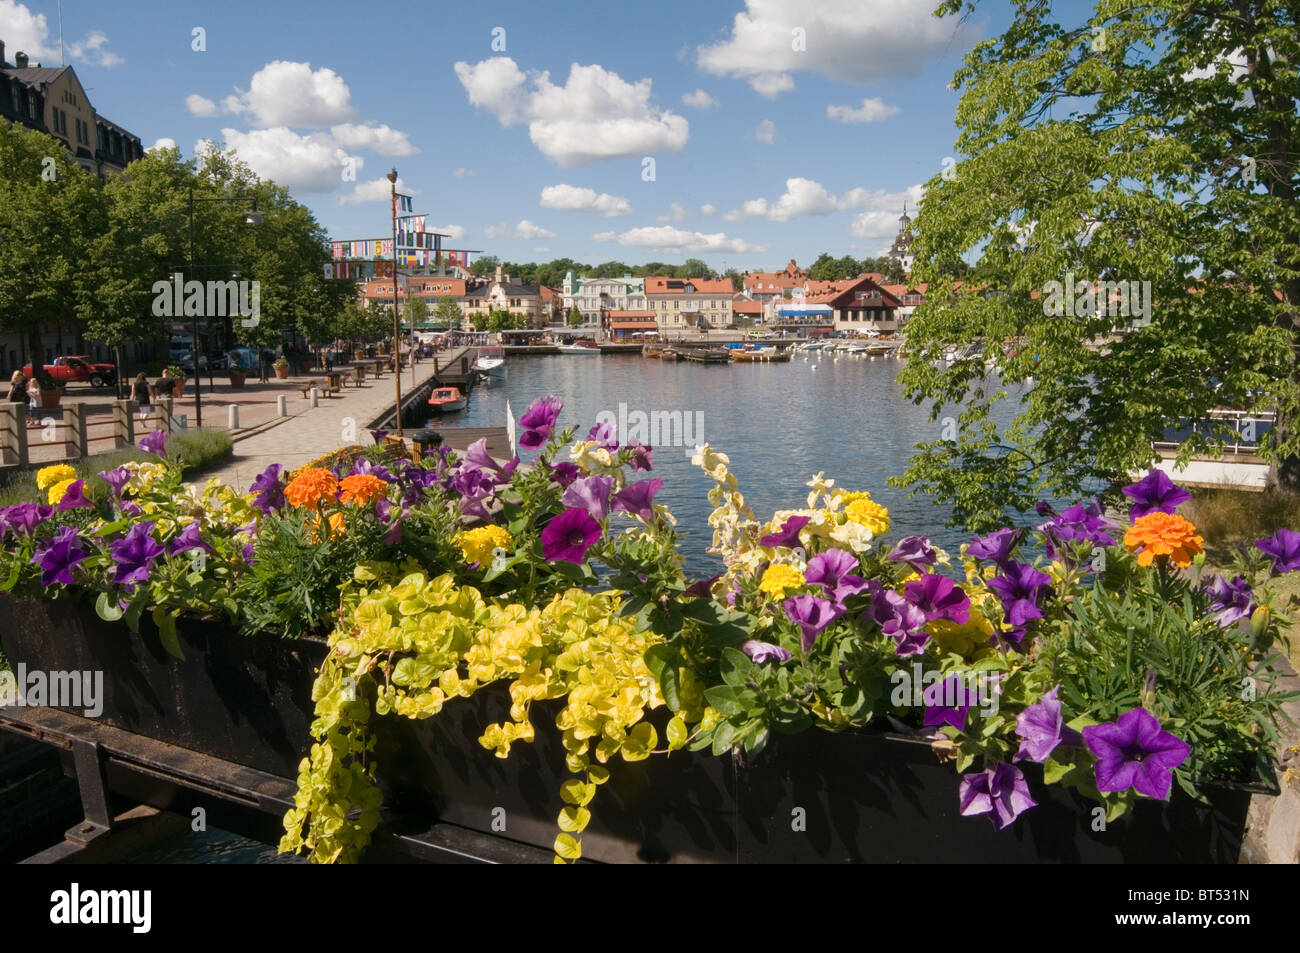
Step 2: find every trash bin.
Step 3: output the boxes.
[410,429,444,456]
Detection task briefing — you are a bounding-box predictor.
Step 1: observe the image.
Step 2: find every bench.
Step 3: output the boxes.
[299,380,321,399]
[382,434,409,458]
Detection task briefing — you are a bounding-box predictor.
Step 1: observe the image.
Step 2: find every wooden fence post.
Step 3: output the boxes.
[64,404,88,460]
[0,403,29,467]
[158,397,173,434]
[113,399,136,448]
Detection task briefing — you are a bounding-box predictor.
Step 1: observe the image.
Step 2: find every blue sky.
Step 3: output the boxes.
[1,0,1070,271]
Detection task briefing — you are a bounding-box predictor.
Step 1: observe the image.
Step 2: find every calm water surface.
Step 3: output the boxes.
[149,349,1033,862]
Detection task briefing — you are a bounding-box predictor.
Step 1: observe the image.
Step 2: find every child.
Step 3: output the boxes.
[26,374,41,427]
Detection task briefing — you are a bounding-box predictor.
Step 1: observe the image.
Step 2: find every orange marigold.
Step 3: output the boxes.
[1124,512,1204,568]
[339,473,386,506]
[284,467,341,508]
[308,511,347,543]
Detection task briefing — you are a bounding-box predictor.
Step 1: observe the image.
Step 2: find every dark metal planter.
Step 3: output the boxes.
[0,593,1264,863]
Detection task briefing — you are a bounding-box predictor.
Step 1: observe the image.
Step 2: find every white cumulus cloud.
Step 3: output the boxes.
[826,96,900,124]
[196,61,356,127]
[848,183,926,252]
[0,3,123,67]
[186,94,218,117]
[539,184,632,216]
[329,123,418,156]
[148,137,177,152]
[697,0,967,96]
[682,88,717,109]
[211,128,358,194]
[515,219,556,239]
[593,225,766,254]
[454,57,689,165]
[338,176,421,205]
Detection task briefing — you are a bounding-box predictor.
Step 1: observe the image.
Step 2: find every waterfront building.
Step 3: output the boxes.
[645,276,735,331]
[464,265,546,328]
[561,273,646,324]
[602,310,658,340]
[732,296,764,326]
[882,282,927,323]
[0,40,144,179]
[815,275,904,334]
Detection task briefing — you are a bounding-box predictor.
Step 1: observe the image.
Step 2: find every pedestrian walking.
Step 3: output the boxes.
[132,372,154,428]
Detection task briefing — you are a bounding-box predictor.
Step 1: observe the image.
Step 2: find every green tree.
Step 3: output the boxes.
[677,258,713,279]
[433,296,464,328]
[894,0,1300,529]
[470,311,488,332]
[590,260,631,278]
[806,253,837,281]
[470,255,500,277]
[0,122,107,371]
[404,294,429,329]
[567,305,584,327]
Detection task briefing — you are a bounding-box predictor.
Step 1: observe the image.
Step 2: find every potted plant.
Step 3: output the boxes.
[273,357,290,380]
[228,366,247,388]
[0,404,1294,866]
[166,365,187,398]
[34,368,62,408]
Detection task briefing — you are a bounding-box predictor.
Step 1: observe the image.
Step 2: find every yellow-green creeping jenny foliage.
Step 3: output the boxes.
[279,566,691,864]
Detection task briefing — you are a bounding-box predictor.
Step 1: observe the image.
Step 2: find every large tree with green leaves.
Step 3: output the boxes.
[433,296,464,329]
[894,0,1300,530]
[0,121,106,368]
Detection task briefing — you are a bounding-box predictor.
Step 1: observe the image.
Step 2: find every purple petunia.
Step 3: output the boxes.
[518,395,563,450]
[923,674,976,730]
[249,464,286,516]
[1014,685,1084,763]
[98,466,132,499]
[904,572,970,624]
[684,574,721,598]
[55,479,94,512]
[547,461,581,488]
[1204,575,1255,627]
[628,441,654,472]
[742,640,792,664]
[804,548,869,609]
[0,503,53,538]
[864,583,931,656]
[1256,528,1300,574]
[782,594,843,653]
[887,536,939,573]
[984,561,1052,628]
[31,526,87,587]
[967,528,1022,569]
[540,507,602,563]
[139,429,167,457]
[562,475,615,521]
[1082,708,1191,800]
[959,762,1037,830]
[1122,469,1192,521]
[760,515,810,550]
[1038,499,1116,561]
[612,479,663,523]
[168,521,214,557]
[110,521,165,587]
[585,421,619,451]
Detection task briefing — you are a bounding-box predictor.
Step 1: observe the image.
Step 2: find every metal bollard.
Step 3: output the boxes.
[277,395,288,417]
[310,388,319,408]
[228,404,240,430]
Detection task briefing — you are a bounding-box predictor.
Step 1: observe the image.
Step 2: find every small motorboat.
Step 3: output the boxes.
[427,386,467,413]
[557,340,601,354]
[474,345,506,380]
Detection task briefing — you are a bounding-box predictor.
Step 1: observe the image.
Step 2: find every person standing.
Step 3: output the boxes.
[7,371,25,403]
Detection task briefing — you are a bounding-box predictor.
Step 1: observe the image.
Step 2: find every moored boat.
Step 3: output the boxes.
[427,386,467,413]
[473,345,506,380]
[557,340,601,354]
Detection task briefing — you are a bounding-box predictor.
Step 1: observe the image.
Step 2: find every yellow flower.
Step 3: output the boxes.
[47,477,77,505]
[37,465,77,491]
[844,498,891,536]
[759,564,806,600]
[456,525,513,566]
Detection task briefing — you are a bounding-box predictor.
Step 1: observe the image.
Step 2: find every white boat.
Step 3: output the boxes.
[557,340,601,354]
[474,345,506,380]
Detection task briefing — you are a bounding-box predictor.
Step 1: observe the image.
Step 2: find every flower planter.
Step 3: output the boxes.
[171,380,186,398]
[228,370,247,389]
[0,593,1262,864]
[274,365,290,379]
[38,389,61,409]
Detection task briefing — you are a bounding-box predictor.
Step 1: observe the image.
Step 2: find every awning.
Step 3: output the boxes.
[610,320,659,330]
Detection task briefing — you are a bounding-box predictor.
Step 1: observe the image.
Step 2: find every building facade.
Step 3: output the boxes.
[645,277,735,331]
[0,40,143,178]
[561,273,646,324]
[464,265,546,328]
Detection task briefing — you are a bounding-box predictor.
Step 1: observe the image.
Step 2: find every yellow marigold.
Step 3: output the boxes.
[338,473,387,506]
[284,467,340,508]
[759,564,806,600]
[844,498,891,536]
[835,490,873,506]
[1124,512,1203,568]
[456,525,513,566]
[37,464,77,491]
[47,477,77,505]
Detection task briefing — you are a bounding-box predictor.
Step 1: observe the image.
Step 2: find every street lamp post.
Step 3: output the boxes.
[387,169,404,437]
[188,189,261,428]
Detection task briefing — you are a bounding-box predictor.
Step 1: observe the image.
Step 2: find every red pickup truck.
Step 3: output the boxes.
[22,356,118,389]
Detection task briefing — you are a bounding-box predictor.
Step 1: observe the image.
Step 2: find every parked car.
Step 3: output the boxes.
[170,348,208,374]
[21,355,117,389]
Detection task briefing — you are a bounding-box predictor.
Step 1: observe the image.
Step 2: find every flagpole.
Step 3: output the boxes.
[387,169,403,437]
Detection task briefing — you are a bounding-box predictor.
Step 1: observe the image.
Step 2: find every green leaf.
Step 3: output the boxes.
[704,685,752,716]
[94,591,124,621]
[152,606,185,660]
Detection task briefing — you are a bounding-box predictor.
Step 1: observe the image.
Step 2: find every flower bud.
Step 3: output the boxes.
[1249,605,1271,647]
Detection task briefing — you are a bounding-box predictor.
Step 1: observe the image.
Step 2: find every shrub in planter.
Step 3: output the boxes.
[0,400,1295,865]
[228,368,247,388]
[273,358,290,380]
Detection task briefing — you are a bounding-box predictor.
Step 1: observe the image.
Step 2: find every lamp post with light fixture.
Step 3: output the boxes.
[188,189,261,428]
[387,169,404,436]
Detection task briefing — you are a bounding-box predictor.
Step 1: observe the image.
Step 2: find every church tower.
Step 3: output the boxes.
[887,204,915,275]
